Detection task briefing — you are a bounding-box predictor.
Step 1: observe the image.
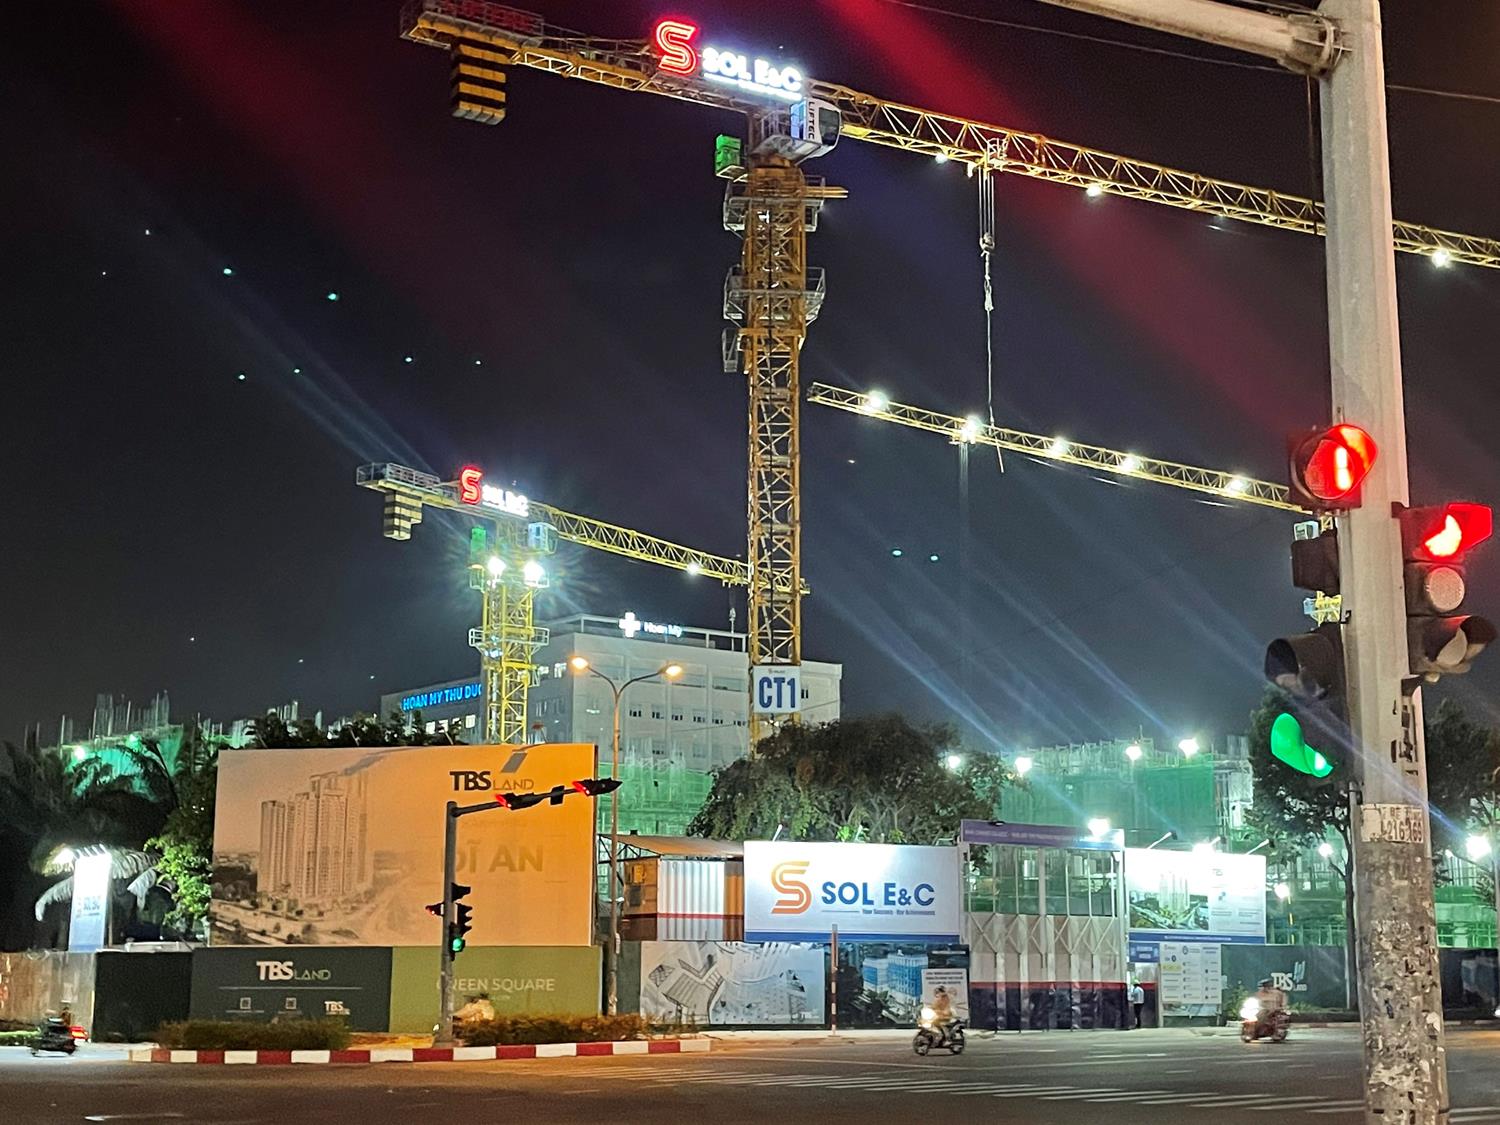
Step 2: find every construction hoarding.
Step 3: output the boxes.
[209,743,596,948]
[387,945,601,1033]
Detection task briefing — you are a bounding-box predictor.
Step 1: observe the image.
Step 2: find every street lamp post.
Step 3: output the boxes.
[569,654,682,1015]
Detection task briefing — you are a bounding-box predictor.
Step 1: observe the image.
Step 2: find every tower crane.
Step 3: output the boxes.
[398,0,1500,740]
[807,382,1306,514]
[358,460,752,743]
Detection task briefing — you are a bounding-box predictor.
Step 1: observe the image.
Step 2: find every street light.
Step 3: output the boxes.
[1013,756,1034,777]
[1318,841,1335,860]
[944,753,964,772]
[1274,882,1292,901]
[1124,743,1143,762]
[567,654,683,1015]
[1087,818,1111,839]
[486,555,505,578]
[1178,736,1200,758]
[1465,835,1492,862]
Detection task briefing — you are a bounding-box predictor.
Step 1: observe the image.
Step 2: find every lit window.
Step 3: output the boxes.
[465,714,477,729]
[553,662,567,678]
[651,709,664,720]
[628,708,643,719]
[425,722,436,734]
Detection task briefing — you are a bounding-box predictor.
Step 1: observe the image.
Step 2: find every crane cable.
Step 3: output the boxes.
[978,148,1004,472]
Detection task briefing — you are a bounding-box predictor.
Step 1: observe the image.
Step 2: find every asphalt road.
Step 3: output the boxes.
[5,1026,1499,1124]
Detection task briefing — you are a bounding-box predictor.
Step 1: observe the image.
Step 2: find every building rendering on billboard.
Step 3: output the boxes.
[1124,847,1267,942]
[743,841,961,942]
[210,743,595,948]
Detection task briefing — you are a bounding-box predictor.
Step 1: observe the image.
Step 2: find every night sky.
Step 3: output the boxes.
[4,1,1499,754]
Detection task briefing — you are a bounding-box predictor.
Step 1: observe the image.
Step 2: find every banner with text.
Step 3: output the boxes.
[210,743,595,948]
[744,841,961,942]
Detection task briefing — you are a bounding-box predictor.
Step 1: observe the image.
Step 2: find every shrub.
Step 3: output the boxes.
[0,1030,35,1047]
[154,1019,352,1051]
[458,1013,648,1046]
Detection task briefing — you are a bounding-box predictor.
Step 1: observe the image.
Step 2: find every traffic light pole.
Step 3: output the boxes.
[436,799,462,1047]
[1320,2,1447,1117]
[1029,0,1447,1118]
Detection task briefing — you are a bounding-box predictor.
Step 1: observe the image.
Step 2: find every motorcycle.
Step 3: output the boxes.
[1238,997,1289,1043]
[29,1016,85,1056]
[913,1007,965,1055]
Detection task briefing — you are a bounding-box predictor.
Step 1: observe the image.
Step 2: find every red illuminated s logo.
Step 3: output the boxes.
[653,18,699,76]
[769,860,811,915]
[458,465,483,505]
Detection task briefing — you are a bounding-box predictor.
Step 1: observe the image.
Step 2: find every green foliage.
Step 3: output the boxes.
[688,714,1008,843]
[457,1013,648,1046]
[1423,697,1500,850]
[153,1019,352,1051]
[0,1030,35,1047]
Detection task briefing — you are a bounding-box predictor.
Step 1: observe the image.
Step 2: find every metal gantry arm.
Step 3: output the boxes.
[356,461,749,583]
[400,0,1500,269]
[806,382,1305,514]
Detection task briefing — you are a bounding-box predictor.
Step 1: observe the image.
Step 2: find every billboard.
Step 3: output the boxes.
[209,743,595,948]
[1125,848,1266,941]
[639,941,823,1026]
[190,947,393,1030]
[744,841,961,942]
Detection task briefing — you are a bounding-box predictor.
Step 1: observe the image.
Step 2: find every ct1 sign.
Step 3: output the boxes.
[752,664,800,714]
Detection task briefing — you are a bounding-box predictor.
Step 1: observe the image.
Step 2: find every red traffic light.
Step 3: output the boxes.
[1289,424,1377,509]
[1399,503,1493,562]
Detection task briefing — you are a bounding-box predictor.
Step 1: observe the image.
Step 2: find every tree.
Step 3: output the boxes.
[1244,688,1356,998]
[688,714,1009,843]
[1422,698,1500,852]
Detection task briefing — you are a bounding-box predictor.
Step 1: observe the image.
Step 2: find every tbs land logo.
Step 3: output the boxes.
[769,859,937,914]
[255,961,332,983]
[450,749,534,792]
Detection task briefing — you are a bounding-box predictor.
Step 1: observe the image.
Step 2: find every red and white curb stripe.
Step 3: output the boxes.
[129,1038,710,1065]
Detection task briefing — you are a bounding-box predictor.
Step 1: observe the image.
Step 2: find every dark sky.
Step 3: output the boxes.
[4,1,1499,753]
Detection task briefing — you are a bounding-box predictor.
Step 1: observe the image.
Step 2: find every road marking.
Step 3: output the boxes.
[84,1117,188,1122]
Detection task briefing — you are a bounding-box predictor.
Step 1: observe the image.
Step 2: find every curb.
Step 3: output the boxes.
[129,1038,711,1065]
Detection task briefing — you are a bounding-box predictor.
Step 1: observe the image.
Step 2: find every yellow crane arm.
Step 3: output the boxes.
[806,382,1306,514]
[356,461,752,584]
[401,0,1500,269]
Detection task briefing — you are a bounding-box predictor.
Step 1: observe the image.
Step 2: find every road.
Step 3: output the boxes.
[5,1026,1498,1124]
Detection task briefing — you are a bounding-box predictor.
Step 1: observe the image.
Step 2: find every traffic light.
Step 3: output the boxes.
[1398,502,1496,679]
[1263,621,1349,778]
[571,778,623,797]
[495,789,546,809]
[449,883,473,955]
[1287,424,1377,511]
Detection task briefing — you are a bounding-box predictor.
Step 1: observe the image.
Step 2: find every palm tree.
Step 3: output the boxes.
[31,846,159,945]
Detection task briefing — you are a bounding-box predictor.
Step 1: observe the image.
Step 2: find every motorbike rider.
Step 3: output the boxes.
[1253,977,1286,1028]
[929,986,955,1042]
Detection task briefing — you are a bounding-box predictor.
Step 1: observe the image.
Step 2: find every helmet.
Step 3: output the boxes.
[1258,978,1274,988]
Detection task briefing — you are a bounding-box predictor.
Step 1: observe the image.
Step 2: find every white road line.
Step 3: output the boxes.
[991,1087,1110,1098]
[1076,1091,1175,1102]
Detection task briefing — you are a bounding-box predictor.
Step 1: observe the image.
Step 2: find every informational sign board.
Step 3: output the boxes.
[209,743,595,947]
[920,968,970,1020]
[67,852,112,953]
[751,665,801,714]
[1125,848,1266,942]
[744,841,961,942]
[1158,941,1222,1016]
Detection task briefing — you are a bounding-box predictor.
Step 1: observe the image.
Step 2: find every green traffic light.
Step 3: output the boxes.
[450,936,466,954]
[1270,711,1334,778]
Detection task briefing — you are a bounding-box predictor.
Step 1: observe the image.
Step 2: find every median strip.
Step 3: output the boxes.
[128,1039,710,1065]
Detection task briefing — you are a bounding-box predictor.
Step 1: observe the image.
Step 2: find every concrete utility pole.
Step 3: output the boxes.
[1035,1,1447,1120]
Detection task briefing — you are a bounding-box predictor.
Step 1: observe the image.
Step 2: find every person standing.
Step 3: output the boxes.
[1128,981,1146,1029]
